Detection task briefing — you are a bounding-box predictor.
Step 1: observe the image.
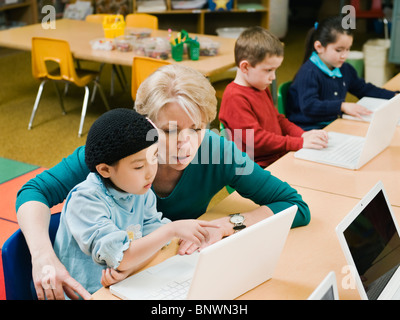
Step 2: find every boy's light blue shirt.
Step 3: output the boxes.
[53,172,171,295]
[310,51,343,78]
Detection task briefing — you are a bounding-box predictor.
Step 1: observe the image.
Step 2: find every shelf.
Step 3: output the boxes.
[0,0,38,26]
[132,0,269,34]
[0,1,31,12]
[139,8,268,14]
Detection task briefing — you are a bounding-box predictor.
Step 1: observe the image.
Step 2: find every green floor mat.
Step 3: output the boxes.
[0,157,39,184]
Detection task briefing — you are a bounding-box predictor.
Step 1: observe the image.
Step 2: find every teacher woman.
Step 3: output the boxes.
[16,64,310,300]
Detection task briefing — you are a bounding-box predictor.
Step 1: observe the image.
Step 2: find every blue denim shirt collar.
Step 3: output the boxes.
[310,51,343,78]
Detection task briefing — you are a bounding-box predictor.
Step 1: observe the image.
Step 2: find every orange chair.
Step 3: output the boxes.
[125,13,158,29]
[29,37,110,137]
[131,56,171,101]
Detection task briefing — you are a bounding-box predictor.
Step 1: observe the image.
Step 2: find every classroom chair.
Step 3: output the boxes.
[29,37,110,137]
[349,0,388,38]
[277,80,292,116]
[131,56,171,101]
[85,14,127,96]
[1,213,61,300]
[125,13,158,29]
[350,0,384,19]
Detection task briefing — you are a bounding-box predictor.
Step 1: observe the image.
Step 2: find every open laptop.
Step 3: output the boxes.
[336,181,400,300]
[342,96,400,125]
[307,271,339,300]
[294,94,400,170]
[110,205,297,300]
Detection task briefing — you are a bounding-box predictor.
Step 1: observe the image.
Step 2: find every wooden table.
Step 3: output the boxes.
[383,72,400,91]
[93,186,400,300]
[0,19,236,77]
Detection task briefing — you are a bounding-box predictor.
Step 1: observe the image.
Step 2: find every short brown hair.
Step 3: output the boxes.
[234,26,284,67]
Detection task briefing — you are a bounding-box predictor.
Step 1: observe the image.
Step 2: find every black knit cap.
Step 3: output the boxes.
[85,108,158,172]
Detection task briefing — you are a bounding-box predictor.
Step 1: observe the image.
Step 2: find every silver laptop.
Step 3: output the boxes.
[336,181,400,300]
[342,96,400,125]
[307,271,339,300]
[110,205,297,300]
[294,94,400,170]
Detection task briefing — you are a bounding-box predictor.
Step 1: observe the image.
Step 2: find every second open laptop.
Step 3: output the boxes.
[307,271,339,300]
[109,205,297,300]
[294,94,400,170]
[342,96,400,125]
[336,181,400,300]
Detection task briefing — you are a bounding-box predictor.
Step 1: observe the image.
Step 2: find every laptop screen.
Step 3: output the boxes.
[343,190,400,300]
[320,286,335,300]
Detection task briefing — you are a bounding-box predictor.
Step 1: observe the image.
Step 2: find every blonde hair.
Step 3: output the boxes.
[134,64,217,127]
[235,26,284,67]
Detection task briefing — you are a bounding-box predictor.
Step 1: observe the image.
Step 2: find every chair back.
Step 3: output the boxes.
[1,213,61,300]
[32,37,78,83]
[277,80,292,115]
[350,0,383,17]
[85,14,109,24]
[125,13,158,29]
[131,56,170,101]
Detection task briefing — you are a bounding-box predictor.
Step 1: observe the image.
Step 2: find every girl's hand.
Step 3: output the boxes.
[341,102,372,120]
[170,219,220,248]
[177,224,225,255]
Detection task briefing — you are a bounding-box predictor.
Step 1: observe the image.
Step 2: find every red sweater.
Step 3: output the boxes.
[219,82,304,168]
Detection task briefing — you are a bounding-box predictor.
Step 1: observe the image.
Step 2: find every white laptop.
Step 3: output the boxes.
[110,205,297,300]
[294,94,400,170]
[336,181,400,300]
[342,96,400,125]
[307,271,339,300]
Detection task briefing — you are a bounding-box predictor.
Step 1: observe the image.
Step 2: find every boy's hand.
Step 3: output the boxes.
[302,130,329,149]
[341,102,372,120]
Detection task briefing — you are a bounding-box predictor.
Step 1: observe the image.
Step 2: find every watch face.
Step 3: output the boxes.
[230,214,244,224]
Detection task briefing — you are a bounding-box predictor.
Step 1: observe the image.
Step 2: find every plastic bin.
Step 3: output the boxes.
[102,15,125,39]
[269,0,289,38]
[363,39,395,86]
[216,27,247,39]
[346,51,364,78]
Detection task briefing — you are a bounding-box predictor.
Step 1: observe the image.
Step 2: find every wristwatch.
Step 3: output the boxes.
[229,213,246,233]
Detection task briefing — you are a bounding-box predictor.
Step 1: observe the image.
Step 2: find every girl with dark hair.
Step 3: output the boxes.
[286,16,397,130]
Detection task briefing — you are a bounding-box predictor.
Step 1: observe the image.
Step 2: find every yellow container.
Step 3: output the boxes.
[103,15,126,39]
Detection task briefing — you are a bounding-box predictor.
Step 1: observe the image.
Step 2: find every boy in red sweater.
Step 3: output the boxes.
[219,26,328,168]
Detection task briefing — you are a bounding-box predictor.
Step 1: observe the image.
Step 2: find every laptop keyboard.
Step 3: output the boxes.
[317,134,364,166]
[143,278,191,300]
[366,264,399,300]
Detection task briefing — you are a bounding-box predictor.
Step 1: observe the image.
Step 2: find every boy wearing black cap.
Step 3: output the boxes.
[54,108,217,297]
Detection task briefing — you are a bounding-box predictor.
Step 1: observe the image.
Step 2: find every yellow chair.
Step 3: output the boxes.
[125,13,158,29]
[29,37,110,137]
[131,56,171,101]
[85,14,127,96]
